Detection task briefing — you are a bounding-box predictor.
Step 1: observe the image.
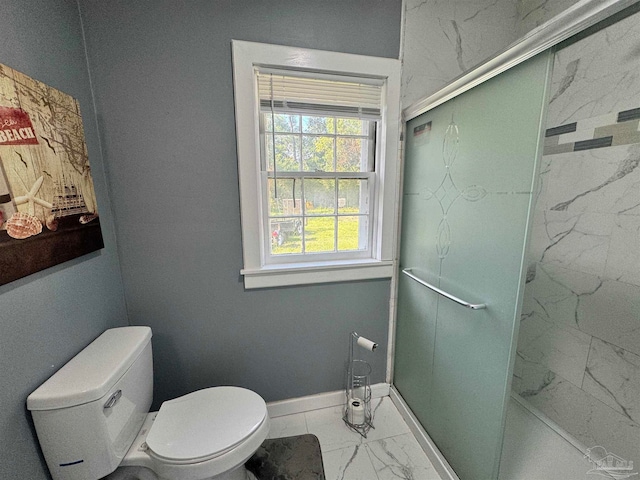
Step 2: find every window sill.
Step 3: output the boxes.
[241,259,394,289]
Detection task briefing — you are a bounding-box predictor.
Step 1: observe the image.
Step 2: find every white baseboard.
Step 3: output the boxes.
[390,386,460,480]
[267,382,390,418]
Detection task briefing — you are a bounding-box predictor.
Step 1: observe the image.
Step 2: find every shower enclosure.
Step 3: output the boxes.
[394,50,552,480]
[392,1,639,479]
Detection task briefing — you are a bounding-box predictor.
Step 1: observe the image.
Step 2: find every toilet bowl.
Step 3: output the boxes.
[111,387,270,480]
[27,327,269,480]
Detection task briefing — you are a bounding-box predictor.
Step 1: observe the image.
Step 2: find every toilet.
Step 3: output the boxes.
[27,326,269,480]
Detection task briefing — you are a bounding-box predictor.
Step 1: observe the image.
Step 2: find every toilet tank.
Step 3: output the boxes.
[27,326,153,480]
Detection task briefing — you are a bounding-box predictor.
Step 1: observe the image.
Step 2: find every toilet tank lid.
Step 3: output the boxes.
[27,326,152,411]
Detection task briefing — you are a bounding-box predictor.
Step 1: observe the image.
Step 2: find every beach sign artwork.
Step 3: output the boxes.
[0,63,104,285]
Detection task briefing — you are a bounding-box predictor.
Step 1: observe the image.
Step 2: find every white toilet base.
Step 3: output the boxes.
[104,464,257,480]
[213,464,253,480]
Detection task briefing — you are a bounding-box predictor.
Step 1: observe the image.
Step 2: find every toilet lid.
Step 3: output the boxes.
[146,386,267,463]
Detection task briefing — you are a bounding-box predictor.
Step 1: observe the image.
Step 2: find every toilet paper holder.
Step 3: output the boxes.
[343,331,377,437]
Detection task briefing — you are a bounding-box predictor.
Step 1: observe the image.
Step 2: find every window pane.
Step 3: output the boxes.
[304,216,335,253]
[338,216,368,251]
[336,137,367,172]
[302,116,335,134]
[265,134,301,171]
[265,113,300,133]
[336,118,367,135]
[304,178,335,215]
[268,178,302,216]
[302,136,334,172]
[338,179,368,214]
[270,217,302,255]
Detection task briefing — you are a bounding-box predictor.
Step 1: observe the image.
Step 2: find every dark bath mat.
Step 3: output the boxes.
[246,434,326,480]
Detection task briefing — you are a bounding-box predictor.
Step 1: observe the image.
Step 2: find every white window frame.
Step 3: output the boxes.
[232,40,401,289]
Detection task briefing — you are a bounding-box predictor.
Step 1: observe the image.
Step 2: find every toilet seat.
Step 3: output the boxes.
[145,386,267,465]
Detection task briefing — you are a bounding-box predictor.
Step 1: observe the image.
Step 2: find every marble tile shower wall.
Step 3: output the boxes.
[515,0,581,38]
[401,0,581,109]
[401,0,519,107]
[514,10,640,467]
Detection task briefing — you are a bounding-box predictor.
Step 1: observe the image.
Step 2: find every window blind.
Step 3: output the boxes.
[256,69,383,119]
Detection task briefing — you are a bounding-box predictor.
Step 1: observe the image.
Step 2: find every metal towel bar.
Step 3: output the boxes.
[402,268,486,310]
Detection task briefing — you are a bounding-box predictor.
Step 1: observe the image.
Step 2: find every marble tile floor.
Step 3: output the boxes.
[268,396,604,480]
[267,396,442,480]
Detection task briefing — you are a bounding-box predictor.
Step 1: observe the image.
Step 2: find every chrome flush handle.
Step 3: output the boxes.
[104,389,122,409]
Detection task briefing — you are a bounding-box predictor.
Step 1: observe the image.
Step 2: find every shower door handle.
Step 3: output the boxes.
[401,268,486,310]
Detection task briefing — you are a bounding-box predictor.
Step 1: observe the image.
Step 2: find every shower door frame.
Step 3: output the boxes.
[402,0,639,121]
[387,1,640,479]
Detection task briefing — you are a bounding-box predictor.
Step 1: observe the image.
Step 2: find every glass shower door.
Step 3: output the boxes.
[394,50,553,480]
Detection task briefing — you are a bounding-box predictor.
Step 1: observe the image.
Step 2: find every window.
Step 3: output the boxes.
[232,40,401,288]
[264,114,373,258]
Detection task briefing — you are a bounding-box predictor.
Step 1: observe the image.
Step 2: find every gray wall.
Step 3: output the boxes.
[78,0,401,407]
[0,1,129,479]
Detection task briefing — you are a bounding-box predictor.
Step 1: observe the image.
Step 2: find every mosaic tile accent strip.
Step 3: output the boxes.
[545,123,577,137]
[574,136,613,151]
[544,143,575,155]
[595,121,640,147]
[544,107,640,155]
[618,107,640,123]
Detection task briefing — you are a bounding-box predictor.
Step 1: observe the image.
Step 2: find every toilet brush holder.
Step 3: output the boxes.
[343,332,377,437]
